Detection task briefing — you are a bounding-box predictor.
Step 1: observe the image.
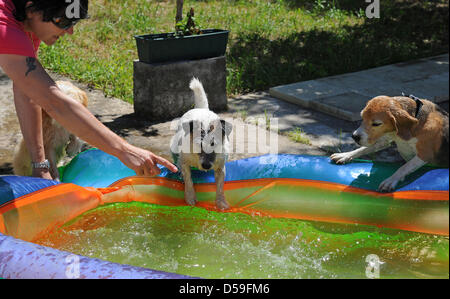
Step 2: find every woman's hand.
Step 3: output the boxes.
[32,168,54,180]
[118,143,178,176]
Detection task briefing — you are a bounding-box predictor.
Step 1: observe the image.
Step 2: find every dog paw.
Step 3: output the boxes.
[330,153,353,164]
[184,194,198,206]
[216,197,230,211]
[378,177,398,193]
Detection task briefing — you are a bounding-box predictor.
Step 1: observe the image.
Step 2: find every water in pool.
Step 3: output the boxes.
[36,202,449,279]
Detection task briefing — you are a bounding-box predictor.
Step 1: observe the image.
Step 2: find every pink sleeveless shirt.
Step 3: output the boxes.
[0,0,41,57]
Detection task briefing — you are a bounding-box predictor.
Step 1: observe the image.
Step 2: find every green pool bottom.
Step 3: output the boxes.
[36,202,449,279]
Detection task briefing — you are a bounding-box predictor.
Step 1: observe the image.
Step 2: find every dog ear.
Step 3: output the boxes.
[182,120,195,136]
[220,119,232,137]
[388,110,419,140]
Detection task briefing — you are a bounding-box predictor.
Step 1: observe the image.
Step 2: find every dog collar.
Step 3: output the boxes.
[402,93,423,118]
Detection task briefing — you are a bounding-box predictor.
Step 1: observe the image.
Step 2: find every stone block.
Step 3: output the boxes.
[133,56,227,121]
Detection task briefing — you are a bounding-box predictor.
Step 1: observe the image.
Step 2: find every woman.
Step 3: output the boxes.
[0,0,178,179]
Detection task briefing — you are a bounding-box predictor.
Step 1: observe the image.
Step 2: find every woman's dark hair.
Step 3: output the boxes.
[12,0,89,22]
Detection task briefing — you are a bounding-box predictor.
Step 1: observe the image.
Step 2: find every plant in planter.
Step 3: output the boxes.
[135,0,229,64]
[175,6,201,36]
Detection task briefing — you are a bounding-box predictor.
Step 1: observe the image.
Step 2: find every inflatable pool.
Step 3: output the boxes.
[0,150,448,279]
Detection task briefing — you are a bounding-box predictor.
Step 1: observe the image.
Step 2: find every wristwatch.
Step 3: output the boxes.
[31,159,50,170]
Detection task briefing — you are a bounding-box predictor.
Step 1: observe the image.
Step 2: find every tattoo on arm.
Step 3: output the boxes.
[25,57,37,76]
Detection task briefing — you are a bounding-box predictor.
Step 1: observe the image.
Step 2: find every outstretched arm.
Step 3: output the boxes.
[1,54,178,176]
[12,83,52,179]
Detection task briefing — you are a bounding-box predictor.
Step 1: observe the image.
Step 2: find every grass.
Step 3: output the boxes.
[39,0,449,103]
[321,128,345,154]
[287,127,311,145]
[238,109,248,121]
[264,109,271,131]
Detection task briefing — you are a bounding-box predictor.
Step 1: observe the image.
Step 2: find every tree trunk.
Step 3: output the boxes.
[176,0,184,23]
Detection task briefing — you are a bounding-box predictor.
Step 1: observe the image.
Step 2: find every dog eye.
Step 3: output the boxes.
[372,123,382,127]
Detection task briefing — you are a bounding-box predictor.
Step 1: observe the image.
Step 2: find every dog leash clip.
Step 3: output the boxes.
[402,92,421,102]
[402,92,423,117]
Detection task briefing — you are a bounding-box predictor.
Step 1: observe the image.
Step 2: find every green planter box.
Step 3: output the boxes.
[135,29,229,64]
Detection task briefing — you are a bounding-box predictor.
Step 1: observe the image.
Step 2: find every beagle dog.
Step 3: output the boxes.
[331,95,449,192]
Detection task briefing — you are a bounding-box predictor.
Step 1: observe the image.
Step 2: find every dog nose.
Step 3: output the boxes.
[201,162,212,170]
[352,133,361,143]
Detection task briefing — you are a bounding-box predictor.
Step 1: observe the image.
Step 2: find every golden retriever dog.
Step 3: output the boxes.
[13,81,88,180]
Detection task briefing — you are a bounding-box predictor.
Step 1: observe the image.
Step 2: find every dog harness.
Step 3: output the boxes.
[402,93,423,118]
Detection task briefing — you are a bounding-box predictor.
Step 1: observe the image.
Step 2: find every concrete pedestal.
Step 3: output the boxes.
[133,56,227,121]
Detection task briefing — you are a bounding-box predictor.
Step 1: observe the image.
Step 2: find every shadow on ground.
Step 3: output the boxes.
[227,0,449,93]
[0,163,12,175]
[95,113,161,138]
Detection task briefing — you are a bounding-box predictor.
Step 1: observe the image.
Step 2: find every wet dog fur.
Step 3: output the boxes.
[170,78,232,210]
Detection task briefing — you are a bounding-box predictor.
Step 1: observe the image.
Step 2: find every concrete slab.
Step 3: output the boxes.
[401,73,449,102]
[316,71,387,97]
[310,92,367,121]
[393,57,449,81]
[269,80,347,108]
[270,54,449,120]
[428,54,449,64]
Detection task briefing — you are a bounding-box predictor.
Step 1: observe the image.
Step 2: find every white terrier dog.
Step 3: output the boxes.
[170,78,232,210]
